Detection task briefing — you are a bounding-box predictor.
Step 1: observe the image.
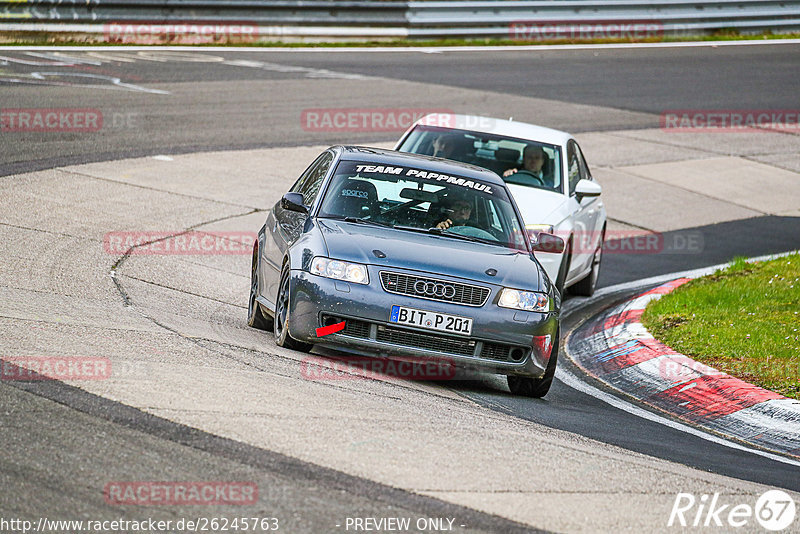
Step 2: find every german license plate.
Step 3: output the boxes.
[389,305,473,336]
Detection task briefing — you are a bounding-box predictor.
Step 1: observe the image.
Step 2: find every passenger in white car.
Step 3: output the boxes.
[431,134,461,159]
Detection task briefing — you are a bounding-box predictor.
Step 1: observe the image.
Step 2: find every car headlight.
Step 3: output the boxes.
[310,257,369,285]
[498,288,550,312]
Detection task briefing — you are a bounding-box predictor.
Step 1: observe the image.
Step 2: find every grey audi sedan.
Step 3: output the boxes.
[248,146,563,397]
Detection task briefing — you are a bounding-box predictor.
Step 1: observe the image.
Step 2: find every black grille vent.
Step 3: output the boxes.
[376,325,475,356]
[480,343,528,362]
[379,271,490,307]
[481,343,511,361]
[322,316,370,339]
[342,319,371,338]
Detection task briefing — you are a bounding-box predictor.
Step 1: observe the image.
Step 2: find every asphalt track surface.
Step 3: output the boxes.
[3,43,800,176]
[1,44,799,531]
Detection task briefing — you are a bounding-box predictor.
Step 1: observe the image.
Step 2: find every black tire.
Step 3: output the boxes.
[507,331,559,398]
[247,243,273,330]
[570,229,604,297]
[554,240,571,297]
[273,264,313,352]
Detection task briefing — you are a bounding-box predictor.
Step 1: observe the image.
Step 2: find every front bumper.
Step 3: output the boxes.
[286,267,559,378]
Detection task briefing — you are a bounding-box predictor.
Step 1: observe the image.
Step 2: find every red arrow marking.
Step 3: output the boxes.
[315,321,345,337]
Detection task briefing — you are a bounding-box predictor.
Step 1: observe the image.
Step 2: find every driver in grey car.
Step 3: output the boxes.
[503,144,546,184]
[435,199,473,230]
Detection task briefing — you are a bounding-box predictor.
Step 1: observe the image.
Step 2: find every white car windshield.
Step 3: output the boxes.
[397,126,563,193]
[318,160,528,251]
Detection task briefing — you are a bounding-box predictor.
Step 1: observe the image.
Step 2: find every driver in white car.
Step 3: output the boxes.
[503,145,547,184]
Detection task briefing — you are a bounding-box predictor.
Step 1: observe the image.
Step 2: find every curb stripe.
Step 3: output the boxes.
[649,374,784,422]
[569,277,800,459]
[713,399,800,453]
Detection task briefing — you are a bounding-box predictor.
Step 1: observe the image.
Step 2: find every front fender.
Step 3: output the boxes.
[286,218,329,274]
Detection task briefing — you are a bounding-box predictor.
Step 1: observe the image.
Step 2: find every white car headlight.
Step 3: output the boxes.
[310,257,369,285]
[498,288,550,312]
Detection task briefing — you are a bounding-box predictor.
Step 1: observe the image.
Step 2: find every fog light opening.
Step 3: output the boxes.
[509,348,525,362]
[324,316,341,327]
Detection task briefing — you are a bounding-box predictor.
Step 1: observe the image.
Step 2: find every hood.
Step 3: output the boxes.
[506,185,569,226]
[317,220,542,290]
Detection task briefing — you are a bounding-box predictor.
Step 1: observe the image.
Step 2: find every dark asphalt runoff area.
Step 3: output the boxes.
[1,44,799,529]
[253,45,800,114]
[3,44,800,175]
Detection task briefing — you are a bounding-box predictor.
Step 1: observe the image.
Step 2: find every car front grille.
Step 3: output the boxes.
[341,318,371,339]
[375,325,476,356]
[379,271,491,307]
[320,316,527,363]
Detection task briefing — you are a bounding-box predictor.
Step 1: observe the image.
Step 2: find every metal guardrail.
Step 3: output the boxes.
[408,0,800,38]
[0,1,408,25]
[1,0,800,40]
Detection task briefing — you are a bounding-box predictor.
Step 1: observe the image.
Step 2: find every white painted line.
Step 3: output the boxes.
[556,364,800,467]
[2,39,800,53]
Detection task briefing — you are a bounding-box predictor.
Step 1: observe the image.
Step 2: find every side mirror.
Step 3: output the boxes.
[281,192,308,214]
[531,232,565,254]
[575,179,601,201]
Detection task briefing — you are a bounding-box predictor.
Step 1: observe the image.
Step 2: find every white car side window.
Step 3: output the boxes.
[577,144,592,181]
[567,141,581,195]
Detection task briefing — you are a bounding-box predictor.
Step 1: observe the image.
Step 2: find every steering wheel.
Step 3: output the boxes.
[447,225,498,241]
[510,169,545,186]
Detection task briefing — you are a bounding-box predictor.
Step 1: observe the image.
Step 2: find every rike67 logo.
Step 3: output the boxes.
[669,490,796,530]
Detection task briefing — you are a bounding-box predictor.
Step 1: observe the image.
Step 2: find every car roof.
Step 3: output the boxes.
[334,145,506,187]
[411,114,573,146]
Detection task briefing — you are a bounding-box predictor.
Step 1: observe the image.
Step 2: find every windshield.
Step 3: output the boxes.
[318,160,528,251]
[397,125,563,193]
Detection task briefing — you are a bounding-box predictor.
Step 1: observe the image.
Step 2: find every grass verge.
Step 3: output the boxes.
[642,253,800,399]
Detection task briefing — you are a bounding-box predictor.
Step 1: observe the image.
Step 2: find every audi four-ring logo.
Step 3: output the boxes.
[414,280,456,299]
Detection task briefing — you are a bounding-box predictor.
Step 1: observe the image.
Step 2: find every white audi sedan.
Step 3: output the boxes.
[395,114,606,296]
